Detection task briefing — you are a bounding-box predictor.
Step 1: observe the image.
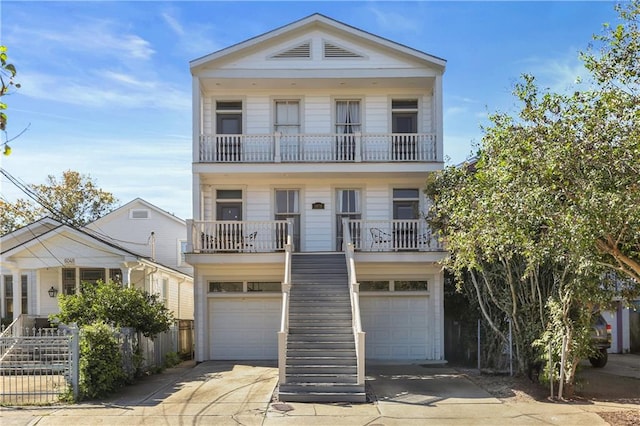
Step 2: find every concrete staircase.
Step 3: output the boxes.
[278,253,366,403]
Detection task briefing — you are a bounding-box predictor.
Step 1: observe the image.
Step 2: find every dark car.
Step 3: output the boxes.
[589,313,612,368]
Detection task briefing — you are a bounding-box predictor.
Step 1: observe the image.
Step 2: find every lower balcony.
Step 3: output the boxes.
[199,132,438,163]
[187,219,443,253]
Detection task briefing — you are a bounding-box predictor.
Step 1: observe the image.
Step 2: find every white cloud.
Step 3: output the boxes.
[9,20,155,62]
[517,51,592,94]
[162,11,185,36]
[367,6,421,34]
[18,70,190,110]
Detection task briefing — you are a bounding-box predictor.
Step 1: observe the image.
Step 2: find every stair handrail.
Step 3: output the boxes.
[278,219,294,384]
[342,218,365,385]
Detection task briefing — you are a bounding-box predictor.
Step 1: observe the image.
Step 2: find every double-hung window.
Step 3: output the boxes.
[275,100,300,161]
[335,100,360,161]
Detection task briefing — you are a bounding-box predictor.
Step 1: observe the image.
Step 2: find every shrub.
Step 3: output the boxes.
[78,322,126,400]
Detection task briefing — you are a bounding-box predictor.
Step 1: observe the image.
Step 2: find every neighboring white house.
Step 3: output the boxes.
[186,14,447,401]
[86,198,193,277]
[1,201,194,325]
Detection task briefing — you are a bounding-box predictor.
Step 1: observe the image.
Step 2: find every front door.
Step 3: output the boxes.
[216,202,242,221]
[215,189,243,251]
[335,189,361,251]
[275,189,300,252]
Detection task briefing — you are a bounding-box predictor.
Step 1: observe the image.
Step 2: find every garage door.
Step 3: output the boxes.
[209,298,280,360]
[361,296,430,359]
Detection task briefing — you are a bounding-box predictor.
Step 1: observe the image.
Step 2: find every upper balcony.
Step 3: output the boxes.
[198,132,438,164]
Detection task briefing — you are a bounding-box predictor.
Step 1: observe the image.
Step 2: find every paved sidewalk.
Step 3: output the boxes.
[2,361,633,425]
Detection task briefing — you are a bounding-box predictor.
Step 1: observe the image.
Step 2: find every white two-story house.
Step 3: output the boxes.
[186,14,447,402]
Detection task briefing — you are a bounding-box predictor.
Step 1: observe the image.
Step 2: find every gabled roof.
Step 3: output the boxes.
[1,218,191,278]
[88,198,185,227]
[190,13,446,72]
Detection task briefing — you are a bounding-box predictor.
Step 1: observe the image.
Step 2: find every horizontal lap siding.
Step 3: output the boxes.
[365,96,387,133]
[246,187,271,221]
[305,95,330,133]
[246,96,270,133]
[303,185,332,252]
[365,184,389,220]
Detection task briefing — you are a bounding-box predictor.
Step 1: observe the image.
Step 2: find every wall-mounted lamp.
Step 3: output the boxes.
[48,286,59,298]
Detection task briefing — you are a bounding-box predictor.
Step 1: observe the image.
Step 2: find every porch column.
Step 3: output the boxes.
[192,76,202,163]
[434,74,444,162]
[12,269,22,320]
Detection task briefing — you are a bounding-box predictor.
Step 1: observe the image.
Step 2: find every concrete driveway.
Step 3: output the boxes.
[1,361,615,425]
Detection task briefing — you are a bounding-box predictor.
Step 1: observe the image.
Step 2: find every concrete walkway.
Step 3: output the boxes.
[1,361,634,425]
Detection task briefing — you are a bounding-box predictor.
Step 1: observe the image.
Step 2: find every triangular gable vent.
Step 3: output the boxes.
[323,41,363,58]
[271,42,311,59]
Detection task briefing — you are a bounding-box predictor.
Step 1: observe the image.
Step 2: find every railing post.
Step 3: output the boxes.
[274,131,282,163]
[70,324,80,401]
[355,131,362,162]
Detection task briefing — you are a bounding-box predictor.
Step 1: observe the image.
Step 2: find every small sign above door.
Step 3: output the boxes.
[312,202,325,210]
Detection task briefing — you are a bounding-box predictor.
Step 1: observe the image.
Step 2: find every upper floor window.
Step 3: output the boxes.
[335,100,361,134]
[391,99,418,133]
[216,101,242,134]
[274,100,300,135]
[393,188,420,220]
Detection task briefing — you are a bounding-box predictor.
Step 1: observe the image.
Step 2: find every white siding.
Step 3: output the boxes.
[422,93,433,132]
[365,95,387,133]
[246,187,271,221]
[304,95,331,133]
[303,185,333,252]
[246,96,270,134]
[364,183,389,220]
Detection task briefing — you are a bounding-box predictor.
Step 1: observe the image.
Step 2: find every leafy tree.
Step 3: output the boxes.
[427,1,639,397]
[1,45,21,156]
[53,280,174,338]
[0,170,118,234]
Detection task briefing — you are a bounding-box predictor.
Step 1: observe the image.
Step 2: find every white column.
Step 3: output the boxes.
[12,270,22,320]
[192,76,202,164]
[194,272,208,362]
[434,74,444,162]
[433,270,445,360]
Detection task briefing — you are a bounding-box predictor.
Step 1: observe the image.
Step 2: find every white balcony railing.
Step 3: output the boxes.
[348,219,444,252]
[187,219,443,254]
[199,132,437,163]
[189,220,290,253]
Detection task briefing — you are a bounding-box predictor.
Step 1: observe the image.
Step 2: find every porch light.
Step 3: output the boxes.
[48,286,59,298]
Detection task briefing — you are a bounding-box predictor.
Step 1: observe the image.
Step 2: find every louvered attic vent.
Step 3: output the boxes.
[323,42,363,58]
[271,42,311,59]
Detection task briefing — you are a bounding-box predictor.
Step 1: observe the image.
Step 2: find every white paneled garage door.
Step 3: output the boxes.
[361,296,430,359]
[208,298,280,360]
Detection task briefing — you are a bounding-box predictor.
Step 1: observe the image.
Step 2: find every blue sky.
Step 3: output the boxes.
[0,1,622,220]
